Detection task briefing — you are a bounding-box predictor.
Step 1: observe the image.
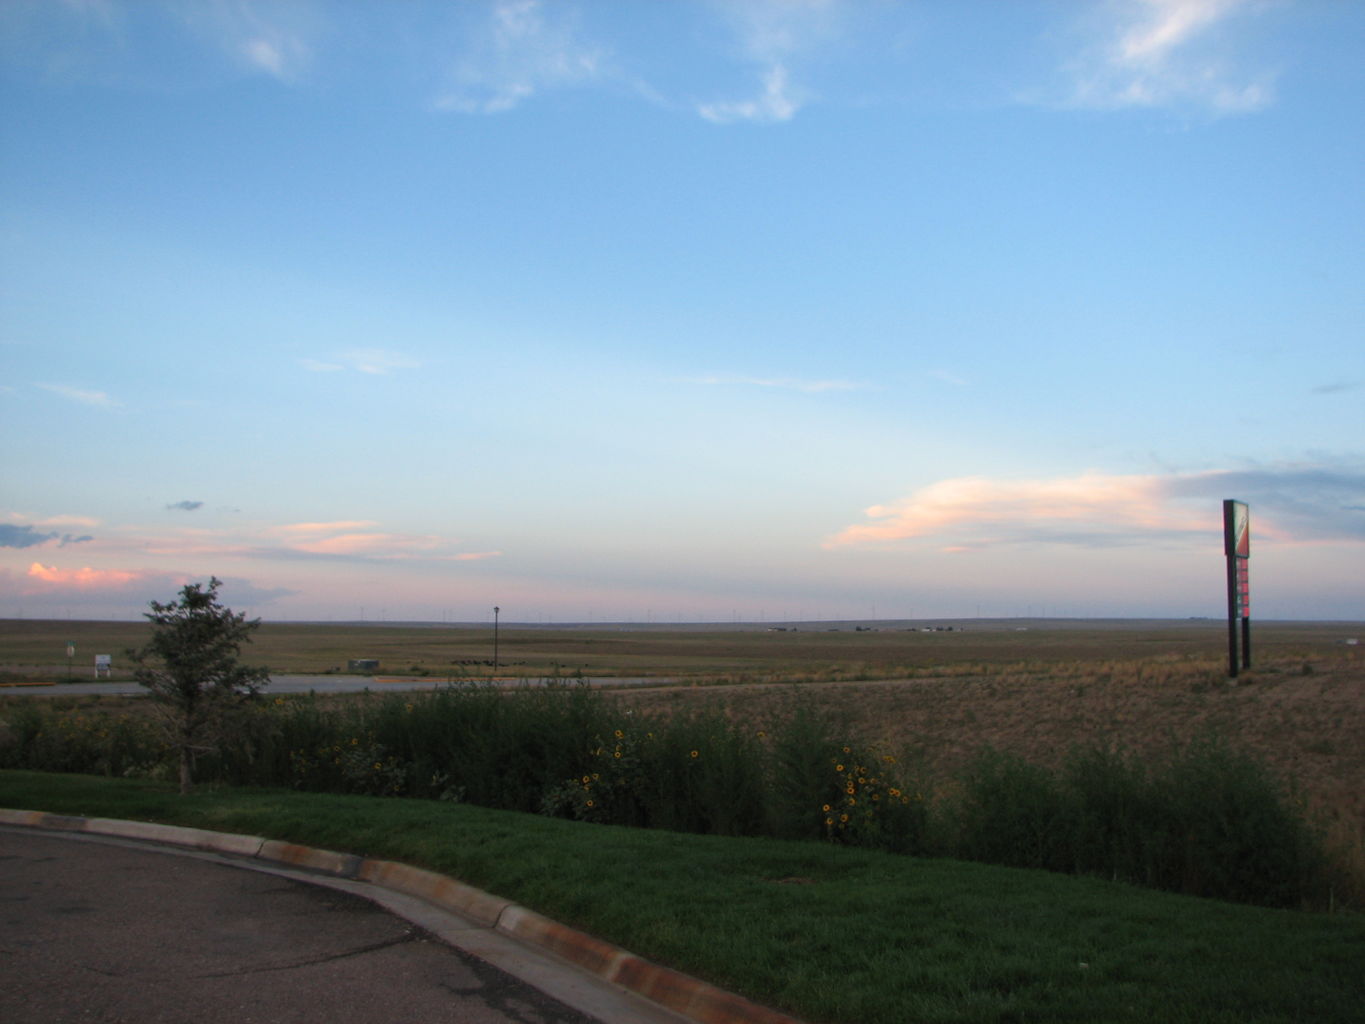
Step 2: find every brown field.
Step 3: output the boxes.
[4,617,1362,876]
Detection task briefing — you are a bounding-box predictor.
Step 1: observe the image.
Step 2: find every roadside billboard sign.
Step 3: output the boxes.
[1223,500,1251,676]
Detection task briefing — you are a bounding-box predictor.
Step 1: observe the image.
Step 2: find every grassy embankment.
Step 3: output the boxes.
[3,770,1363,1024]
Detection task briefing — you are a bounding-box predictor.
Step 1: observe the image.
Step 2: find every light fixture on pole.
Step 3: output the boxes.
[493,606,500,673]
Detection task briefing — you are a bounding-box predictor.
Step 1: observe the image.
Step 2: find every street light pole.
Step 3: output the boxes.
[493,606,500,674]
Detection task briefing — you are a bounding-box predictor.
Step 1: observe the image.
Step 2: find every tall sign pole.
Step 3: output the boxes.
[1223,500,1251,677]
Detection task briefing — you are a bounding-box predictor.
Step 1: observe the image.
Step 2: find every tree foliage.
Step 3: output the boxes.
[131,577,269,794]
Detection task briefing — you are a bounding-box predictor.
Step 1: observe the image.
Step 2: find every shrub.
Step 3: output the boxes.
[1142,736,1327,907]
[950,748,1071,871]
[821,743,927,854]
[0,701,166,778]
[1061,743,1157,882]
[766,702,847,841]
[1,687,1333,910]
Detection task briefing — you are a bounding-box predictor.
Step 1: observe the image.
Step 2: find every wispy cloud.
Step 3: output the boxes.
[10,563,292,609]
[273,520,380,535]
[26,561,143,588]
[699,64,802,124]
[434,0,606,114]
[684,374,864,394]
[1059,0,1275,113]
[697,0,845,124]
[826,466,1365,551]
[299,349,419,375]
[17,0,317,84]
[261,521,501,564]
[37,383,119,408]
[1312,380,1362,395]
[172,0,316,82]
[166,500,203,512]
[34,515,100,529]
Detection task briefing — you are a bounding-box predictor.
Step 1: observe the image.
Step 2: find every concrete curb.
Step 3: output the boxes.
[357,859,513,928]
[0,807,804,1024]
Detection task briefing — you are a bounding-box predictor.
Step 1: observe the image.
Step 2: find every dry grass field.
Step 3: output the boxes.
[4,617,1361,884]
[610,648,1362,824]
[585,624,1365,897]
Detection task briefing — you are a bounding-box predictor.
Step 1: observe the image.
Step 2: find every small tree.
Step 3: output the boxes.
[131,577,269,794]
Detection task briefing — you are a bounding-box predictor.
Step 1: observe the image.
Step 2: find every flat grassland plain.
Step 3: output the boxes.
[5,618,1363,1024]
[3,617,1362,858]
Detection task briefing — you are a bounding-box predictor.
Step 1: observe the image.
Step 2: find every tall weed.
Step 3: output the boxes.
[945,738,1328,907]
[0,687,1335,909]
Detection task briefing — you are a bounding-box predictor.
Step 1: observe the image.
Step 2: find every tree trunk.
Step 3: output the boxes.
[179,741,193,795]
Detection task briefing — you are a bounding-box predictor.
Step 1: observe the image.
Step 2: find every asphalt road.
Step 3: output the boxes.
[1,828,607,1024]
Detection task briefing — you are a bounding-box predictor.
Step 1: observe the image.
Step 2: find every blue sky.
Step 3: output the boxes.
[2,0,1362,623]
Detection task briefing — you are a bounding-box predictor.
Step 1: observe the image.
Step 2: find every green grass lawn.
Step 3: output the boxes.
[3,770,1361,1024]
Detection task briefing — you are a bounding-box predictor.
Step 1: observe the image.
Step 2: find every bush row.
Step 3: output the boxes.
[0,684,1329,908]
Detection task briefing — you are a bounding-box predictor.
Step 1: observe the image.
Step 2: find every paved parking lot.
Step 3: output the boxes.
[1,829,605,1024]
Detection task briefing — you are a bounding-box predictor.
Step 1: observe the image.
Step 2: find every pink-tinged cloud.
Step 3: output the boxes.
[26,562,145,588]
[264,521,502,563]
[68,518,502,566]
[826,473,1202,549]
[272,521,380,535]
[33,515,101,529]
[826,467,1365,550]
[6,565,293,614]
[291,532,441,556]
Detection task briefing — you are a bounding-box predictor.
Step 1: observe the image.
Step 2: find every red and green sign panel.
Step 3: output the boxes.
[1223,500,1251,675]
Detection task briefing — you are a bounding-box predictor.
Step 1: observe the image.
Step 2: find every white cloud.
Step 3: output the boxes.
[699,64,801,124]
[141,0,319,83]
[1118,0,1238,63]
[696,0,846,124]
[434,0,606,114]
[37,383,119,408]
[710,0,845,64]
[300,350,419,375]
[181,0,315,82]
[0,0,314,85]
[1061,0,1275,113]
[827,466,1365,551]
[242,37,288,78]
